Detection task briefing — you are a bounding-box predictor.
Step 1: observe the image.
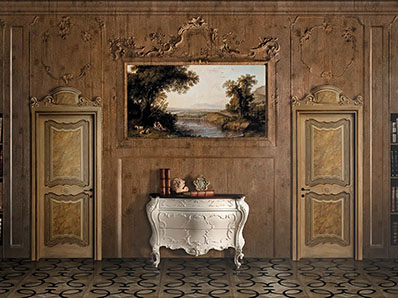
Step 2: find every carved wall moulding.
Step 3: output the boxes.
[109,16,280,61]
[293,17,361,80]
[31,86,102,108]
[34,16,103,85]
[292,85,363,107]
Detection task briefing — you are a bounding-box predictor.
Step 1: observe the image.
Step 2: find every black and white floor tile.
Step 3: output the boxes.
[0,258,397,297]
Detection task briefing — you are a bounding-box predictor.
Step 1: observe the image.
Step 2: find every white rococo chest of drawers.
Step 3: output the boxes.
[146,194,249,269]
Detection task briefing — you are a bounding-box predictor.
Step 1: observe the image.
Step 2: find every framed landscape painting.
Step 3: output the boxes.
[126,64,267,138]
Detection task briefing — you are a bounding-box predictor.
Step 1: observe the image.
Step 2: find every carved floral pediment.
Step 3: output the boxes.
[109,16,280,61]
[292,85,363,107]
[31,86,102,108]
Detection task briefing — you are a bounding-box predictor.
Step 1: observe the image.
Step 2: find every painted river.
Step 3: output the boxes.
[175,118,243,138]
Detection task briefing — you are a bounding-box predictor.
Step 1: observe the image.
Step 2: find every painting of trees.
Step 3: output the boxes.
[127,64,266,138]
[127,65,199,133]
[223,74,257,119]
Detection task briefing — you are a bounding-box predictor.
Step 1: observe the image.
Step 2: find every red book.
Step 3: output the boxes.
[184,190,215,197]
[160,169,166,195]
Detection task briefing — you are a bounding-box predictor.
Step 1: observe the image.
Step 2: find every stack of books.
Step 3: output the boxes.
[392,221,398,245]
[391,151,398,177]
[392,187,398,212]
[0,214,2,245]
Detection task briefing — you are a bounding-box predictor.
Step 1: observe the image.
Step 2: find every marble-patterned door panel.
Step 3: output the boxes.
[44,120,89,187]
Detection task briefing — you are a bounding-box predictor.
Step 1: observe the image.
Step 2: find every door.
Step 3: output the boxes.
[297,112,354,258]
[36,114,94,258]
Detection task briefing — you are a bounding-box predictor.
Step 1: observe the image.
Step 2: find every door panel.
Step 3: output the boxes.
[37,114,93,258]
[298,113,354,258]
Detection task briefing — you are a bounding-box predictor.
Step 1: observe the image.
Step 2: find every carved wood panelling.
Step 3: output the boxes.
[109,16,280,62]
[44,120,89,187]
[2,24,32,258]
[305,192,350,247]
[44,193,89,247]
[292,85,363,107]
[292,17,361,80]
[30,16,103,86]
[31,86,102,108]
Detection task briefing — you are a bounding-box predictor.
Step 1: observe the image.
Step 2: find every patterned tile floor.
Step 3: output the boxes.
[0,258,397,297]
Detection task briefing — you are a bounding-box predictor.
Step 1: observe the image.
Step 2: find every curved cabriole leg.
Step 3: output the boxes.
[234,249,244,269]
[152,247,160,268]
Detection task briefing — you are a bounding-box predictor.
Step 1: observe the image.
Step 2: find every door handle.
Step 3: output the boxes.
[84,189,93,198]
[301,187,310,191]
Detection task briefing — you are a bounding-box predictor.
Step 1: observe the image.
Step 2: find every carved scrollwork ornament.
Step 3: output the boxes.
[31,87,102,108]
[95,17,105,29]
[292,85,363,107]
[339,94,363,106]
[31,97,39,108]
[78,96,102,107]
[42,62,92,85]
[291,94,318,106]
[109,16,280,62]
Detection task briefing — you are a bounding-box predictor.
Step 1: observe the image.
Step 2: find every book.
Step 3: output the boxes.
[393,121,397,143]
[0,116,2,143]
[392,186,396,212]
[165,168,171,195]
[0,182,2,211]
[392,221,398,245]
[159,168,171,196]
[183,190,215,197]
[160,169,166,195]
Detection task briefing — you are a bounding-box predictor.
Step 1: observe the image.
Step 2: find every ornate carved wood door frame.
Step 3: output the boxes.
[31,87,102,260]
[292,85,363,260]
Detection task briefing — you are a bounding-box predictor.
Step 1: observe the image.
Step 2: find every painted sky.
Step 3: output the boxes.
[166,65,265,110]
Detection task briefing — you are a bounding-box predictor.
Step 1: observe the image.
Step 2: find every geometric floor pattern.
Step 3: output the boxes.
[0,258,397,297]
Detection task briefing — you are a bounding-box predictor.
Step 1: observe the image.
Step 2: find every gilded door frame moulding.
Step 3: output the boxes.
[291,84,363,260]
[116,16,280,148]
[31,86,102,261]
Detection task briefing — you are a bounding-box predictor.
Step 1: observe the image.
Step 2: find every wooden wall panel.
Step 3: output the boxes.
[391,18,398,112]
[363,25,389,257]
[291,16,364,100]
[2,25,31,258]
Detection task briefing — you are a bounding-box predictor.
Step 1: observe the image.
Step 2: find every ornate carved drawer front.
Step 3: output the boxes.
[159,198,237,210]
[146,195,249,269]
[160,228,235,256]
[158,212,241,230]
